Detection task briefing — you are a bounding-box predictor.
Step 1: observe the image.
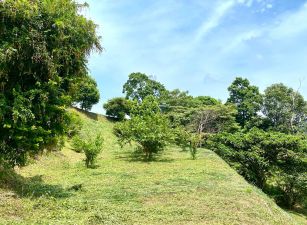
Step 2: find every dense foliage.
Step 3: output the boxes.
[103,97,134,120]
[0,0,101,167]
[72,75,100,111]
[263,83,306,133]
[123,73,166,102]
[72,133,103,168]
[114,96,174,160]
[205,128,307,208]
[227,77,262,127]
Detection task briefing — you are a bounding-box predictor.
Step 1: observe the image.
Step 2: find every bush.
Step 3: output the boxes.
[205,128,307,208]
[72,134,103,168]
[275,172,307,209]
[174,128,201,160]
[66,112,83,138]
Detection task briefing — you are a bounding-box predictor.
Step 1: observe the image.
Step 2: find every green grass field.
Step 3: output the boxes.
[0,108,306,225]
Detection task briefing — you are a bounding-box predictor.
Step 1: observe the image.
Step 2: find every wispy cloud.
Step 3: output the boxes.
[222,30,263,53]
[194,1,236,42]
[270,2,307,39]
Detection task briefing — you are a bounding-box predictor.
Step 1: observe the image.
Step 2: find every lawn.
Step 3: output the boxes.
[0,108,306,225]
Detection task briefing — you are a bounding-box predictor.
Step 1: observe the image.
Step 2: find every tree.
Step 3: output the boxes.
[263,83,306,133]
[159,89,194,110]
[103,97,134,120]
[0,0,101,167]
[160,89,221,112]
[227,77,262,127]
[114,96,174,160]
[123,72,166,102]
[189,104,239,134]
[194,96,221,106]
[72,75,100,111]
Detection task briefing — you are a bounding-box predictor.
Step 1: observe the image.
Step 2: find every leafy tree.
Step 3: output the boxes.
[72,75,100,111]
[227,77,262,127]
[72,134,103,168]
[263,83,306,133]
[159,89,194,111]
[160,89,221,113]
[0,0,101,167]
[194,96,221,106]
[189,104,239,134]
[114,96,174,160]
[166,104,238,133]
[123,73,166,102]
[103,97,134,120]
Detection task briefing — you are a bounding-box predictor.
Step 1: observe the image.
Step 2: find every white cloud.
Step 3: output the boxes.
[270,2,307,39]
[222,30,263,53]
[194,0,236,42]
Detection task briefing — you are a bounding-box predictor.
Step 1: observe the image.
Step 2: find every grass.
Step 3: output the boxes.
[0,108,306,225]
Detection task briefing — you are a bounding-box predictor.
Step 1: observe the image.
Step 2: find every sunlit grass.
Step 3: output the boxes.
[0,108,305,224]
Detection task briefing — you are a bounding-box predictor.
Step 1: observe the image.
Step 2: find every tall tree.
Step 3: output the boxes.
[123,72,166,102]
[0,0,101,167]
[72,75,100,111]
[263,83,306,133]
[227,77,262,127]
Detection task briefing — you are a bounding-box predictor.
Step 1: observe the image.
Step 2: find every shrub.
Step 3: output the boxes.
[66,112,83,138]
[205,128,307,208]
[275,172,307,209]
[71,136,84,153]
[174,128,201,160]
[72,134,103,168]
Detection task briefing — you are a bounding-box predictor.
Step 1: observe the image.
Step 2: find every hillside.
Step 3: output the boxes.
[0,108,306,225]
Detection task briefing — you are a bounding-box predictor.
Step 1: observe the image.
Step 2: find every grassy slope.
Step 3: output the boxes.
[0,108,306,225]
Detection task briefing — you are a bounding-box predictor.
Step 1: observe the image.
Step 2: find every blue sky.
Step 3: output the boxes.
[78,0,307,113]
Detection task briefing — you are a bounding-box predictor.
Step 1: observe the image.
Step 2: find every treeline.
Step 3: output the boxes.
[106,72,307,209]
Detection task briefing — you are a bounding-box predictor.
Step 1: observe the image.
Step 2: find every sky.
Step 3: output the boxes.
[78,0,307,113]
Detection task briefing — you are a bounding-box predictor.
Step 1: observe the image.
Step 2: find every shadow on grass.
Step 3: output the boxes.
[263,183,307,217]
[287,208,307,218]
[0,169,72,199]
[114,149,175,163]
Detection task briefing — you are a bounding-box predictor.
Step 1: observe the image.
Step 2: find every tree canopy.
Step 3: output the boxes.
[114,96,174,160]
[263,83,306,133]
[103,97,133,120]
[72,75,100,111]
[122,72,166,102]
[227,77,262,127]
